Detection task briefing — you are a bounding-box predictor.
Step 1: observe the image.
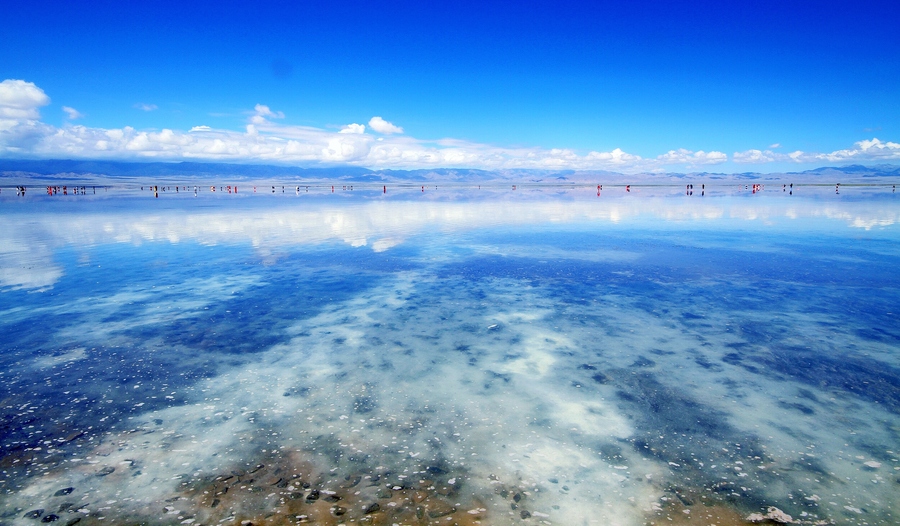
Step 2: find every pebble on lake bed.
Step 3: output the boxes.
[746,506,794,523]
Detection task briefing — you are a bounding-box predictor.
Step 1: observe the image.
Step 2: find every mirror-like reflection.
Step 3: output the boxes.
[1,184,898,525]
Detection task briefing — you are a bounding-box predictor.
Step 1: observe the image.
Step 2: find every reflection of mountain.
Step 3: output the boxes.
[4,159,898,183]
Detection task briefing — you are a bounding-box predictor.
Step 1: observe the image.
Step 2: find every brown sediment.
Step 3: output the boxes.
[646,497,753,526]
[170,449,489,526]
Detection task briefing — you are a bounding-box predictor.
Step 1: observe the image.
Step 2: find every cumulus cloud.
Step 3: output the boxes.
[0,79,50,119]
[734,139,900,165]
[190,125,212,132]
[339,123,365,134]
[134,103,158,112]
[815,137,900,162]
[733,149,782,164]
[0,79,53,151]
[656,148,727,166]
[368,116,403,134]
[62,106,84,120]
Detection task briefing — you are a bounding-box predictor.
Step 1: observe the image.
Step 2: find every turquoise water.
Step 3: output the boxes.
[1,184,898,525]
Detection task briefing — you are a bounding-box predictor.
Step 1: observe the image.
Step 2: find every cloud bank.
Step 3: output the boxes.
[1,79,897,172]
[733,138,900,165]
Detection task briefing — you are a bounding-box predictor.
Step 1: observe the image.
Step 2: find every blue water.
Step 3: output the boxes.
[1,184,898,525]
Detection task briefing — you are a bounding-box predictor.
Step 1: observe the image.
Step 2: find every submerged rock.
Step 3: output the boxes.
[746,506,793,523]
[426,501,456,518]
[53,487,74,496]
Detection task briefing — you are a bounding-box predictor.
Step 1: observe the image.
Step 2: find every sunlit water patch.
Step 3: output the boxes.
[1,184,899,525]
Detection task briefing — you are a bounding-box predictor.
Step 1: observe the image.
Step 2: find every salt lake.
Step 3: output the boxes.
[1,183,898,525]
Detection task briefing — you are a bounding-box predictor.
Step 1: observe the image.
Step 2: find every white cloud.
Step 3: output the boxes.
[656,148,727,166]
[0,79,50,119]
[250,104,286,125]
[734,138,900,165]
[368,116,403,134]
[4,80,899,172]
[733,149,781,164]
[0,80,53,151]
[584,148,641,166]
[62,106,84,120]
[768,143,781,149]
[339,123,365,134]
[254,104,284,119]
[134,103,158,112]
[814,137,900,162]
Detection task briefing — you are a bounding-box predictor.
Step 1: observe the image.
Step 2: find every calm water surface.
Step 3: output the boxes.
[1,184,899,526]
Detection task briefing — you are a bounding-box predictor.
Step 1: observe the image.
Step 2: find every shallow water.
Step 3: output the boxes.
[1,184,899,525]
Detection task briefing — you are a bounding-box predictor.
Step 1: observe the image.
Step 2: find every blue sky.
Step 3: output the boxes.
[1,0,898,172]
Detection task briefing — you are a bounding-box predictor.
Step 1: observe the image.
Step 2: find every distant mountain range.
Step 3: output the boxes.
[1,159,898,183]
[795,164,900,176]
